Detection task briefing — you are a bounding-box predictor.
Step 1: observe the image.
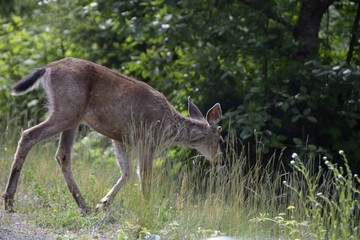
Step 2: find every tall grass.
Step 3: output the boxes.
[1,124,359,239]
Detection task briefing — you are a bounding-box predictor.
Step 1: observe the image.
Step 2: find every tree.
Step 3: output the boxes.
[0,0,359,169]
[346,0,360,64]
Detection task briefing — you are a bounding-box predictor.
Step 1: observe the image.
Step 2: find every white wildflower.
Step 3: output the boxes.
[291,153,298,159]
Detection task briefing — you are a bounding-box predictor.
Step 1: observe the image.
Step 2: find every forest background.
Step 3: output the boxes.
[0,0,359,170]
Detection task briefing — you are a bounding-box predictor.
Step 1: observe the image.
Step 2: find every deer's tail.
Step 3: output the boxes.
[12,68,47,96]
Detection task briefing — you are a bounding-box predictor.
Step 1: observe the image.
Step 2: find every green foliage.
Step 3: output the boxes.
[2,127,360,239]
[0,0,359,168]
[252,151,360,239]
[73,131,114,168]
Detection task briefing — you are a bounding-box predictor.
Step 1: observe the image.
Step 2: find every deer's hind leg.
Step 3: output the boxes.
[2,117,76,212]
[55,126,89,214]
[96,140,131,210]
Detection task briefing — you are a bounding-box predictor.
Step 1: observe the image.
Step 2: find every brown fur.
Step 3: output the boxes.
[3,58,222,213]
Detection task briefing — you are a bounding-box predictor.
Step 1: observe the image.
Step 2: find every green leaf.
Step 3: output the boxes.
[11,14,22,25]
[308,144,317,151]
[303,108,311,115]
[293,138,302,146]
[291,115,300,123]
[307,116,318,123]
[272,118,282,128]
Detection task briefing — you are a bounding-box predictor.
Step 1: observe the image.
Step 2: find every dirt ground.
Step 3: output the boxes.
[0,210,244,240]
[0,210,59,240]
[0,209,127,240]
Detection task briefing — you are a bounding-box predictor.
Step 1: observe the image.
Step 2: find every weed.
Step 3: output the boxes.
[1,126,360,239]
[251,151,360,239]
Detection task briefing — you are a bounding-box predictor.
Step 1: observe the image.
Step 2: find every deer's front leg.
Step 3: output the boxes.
[137,147,155,201]
[96,140,130,210]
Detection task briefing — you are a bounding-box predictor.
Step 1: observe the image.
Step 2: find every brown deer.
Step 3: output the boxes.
[3,58,222,214]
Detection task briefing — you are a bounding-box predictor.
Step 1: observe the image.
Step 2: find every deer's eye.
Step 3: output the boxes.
[217,126,222,132]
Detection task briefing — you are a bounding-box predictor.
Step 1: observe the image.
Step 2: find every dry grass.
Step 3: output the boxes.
[1,125,359,239]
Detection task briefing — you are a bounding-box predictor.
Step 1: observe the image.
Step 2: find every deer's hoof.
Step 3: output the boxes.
[3,195,15,212]
[95,199,109,211]
[79,206,91,216]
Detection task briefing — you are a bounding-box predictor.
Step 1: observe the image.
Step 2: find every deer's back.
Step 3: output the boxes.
[46,58,177,142]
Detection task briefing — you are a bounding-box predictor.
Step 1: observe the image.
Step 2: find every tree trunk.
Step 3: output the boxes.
[293,0,337,61]
[346,2,360,65]
[238,0,337,61]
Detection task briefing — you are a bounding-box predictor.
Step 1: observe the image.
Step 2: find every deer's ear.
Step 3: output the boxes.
[188,97,204,120]
[206,103,222,125]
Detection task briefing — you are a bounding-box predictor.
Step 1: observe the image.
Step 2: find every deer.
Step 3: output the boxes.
[2,58,223,214]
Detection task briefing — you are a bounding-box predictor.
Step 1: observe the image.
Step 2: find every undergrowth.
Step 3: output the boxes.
[0,126,359,239]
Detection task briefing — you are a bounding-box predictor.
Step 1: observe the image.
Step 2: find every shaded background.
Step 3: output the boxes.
[0,0,359,169]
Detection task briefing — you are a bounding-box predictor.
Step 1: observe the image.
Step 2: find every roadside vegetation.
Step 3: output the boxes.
[1,0,360,239]
[1,125,359,239]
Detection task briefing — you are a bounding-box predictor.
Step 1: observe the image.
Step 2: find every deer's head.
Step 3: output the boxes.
[187,97,223,164]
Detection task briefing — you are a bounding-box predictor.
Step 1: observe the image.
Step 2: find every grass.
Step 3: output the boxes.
[1,124,359,239]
